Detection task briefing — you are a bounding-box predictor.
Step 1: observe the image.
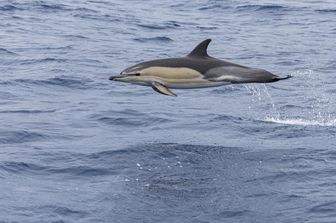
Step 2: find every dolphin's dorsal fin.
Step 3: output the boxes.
[188,39,211,57]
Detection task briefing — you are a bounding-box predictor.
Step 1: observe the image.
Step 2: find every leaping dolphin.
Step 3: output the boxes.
[109,39,292,96]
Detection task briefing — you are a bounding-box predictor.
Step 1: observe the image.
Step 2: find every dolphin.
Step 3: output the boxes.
[109,39,292,96]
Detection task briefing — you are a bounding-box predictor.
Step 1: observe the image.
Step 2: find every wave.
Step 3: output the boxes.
[309,201,336,215]
[0,48,17,56]
[73,13,120,22]
[133,37,173,43]
[36,205,88,218]
[62,34,89,39]
[0,162,43,174]
[210,114,243,122]
[0,4,21,11]
[0,161,112,177]
[0,91,17,100]
[138,21,181,30]
[0,2,69,12]
[315,9,336,13]
[0,2,97,14]
[236,4,289,12]
[0,77,93,89]
[95,116,171,127]
[198,4,231,11]
[265,117,336,127]
[91,109,172,127]
[0,57,69,66]
[0,130,48,144]
[9,57,100,67]
[40,77,93,89]
[35,3,68,11]
[48,166,112,176]
[196,25,218,30]
[18,58,68,65]
[0,109,56,114]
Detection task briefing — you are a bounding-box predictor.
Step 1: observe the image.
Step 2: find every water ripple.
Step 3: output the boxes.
[309,201,336,215]
[0,161,114,177]
[0,4,21,11]
[35,205,88,218]
[236,4,290,12]
[1,77,94,89]
[0,109,56,114]
[0,48,17,55]
[315,9,336,13]
[0,130,48,144]
[91,109,172,127]
[138,21,181,30]
[133,36,173,43]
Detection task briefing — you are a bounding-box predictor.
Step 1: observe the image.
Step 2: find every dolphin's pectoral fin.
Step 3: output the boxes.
[151,82,177,97]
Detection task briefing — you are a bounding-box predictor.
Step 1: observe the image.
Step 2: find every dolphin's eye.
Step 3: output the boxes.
[121,73,141,76]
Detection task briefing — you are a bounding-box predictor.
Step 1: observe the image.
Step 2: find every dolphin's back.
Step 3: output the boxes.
[131,56,247,74]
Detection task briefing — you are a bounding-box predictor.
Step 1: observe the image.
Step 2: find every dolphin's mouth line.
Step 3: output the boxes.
[109,73,140,80]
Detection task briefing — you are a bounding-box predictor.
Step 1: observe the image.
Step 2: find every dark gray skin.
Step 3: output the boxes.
[110,39,292,96]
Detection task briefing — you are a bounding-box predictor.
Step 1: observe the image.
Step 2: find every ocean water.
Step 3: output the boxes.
[1,0,336,222]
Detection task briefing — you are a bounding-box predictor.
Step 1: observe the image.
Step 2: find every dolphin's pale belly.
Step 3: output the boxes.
[153,77,230,89]
[139,66,230,89]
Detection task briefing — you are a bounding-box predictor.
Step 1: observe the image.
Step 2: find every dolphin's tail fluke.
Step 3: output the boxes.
[272,75,293,82]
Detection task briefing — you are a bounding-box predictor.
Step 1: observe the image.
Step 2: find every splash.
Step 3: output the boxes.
[245,69,336,127]
[244,83,280,119]
[265,117,336,127]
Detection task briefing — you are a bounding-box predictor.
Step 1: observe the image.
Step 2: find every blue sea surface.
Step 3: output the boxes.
[1,0,336,222]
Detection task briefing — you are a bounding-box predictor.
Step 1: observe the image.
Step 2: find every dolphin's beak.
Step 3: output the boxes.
[109,75,122,80]
[109,73,140,81]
